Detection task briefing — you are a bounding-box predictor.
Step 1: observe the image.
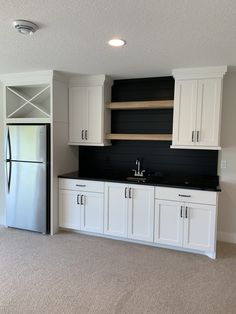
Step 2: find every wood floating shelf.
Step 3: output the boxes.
[106,100,174,110]
[106,133,172,141]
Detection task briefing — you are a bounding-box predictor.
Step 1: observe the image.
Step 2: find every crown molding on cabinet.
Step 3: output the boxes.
[0,70,54,85]
[172,66,227,80]
[69,74,112,87]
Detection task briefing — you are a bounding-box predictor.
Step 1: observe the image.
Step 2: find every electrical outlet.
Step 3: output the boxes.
[221,160,227,169]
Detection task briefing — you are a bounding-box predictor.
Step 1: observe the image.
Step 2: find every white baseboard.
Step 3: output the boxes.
[217,231,236,243]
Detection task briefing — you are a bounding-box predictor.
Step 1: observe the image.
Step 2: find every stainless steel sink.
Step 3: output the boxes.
[126,176,147,183]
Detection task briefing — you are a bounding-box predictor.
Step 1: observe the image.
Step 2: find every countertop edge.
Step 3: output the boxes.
[58,173,221,192]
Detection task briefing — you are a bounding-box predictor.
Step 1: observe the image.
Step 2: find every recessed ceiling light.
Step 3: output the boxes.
[108,38,126,47]
[13,20,39,35]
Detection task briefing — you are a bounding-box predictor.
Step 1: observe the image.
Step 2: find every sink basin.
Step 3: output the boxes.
[126,176,147,183]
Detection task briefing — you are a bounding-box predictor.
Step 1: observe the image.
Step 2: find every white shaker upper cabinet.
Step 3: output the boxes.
[172,79,198,146]
[171,66,227,150]
[69,75,112,146]
[69,86,88,143]
[195,79,222,147]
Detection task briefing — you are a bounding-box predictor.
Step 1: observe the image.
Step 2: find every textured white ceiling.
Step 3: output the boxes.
[0,0,236,78]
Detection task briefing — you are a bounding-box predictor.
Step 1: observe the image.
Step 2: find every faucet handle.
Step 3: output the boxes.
[132,169,138,176]
[140,170,146,177]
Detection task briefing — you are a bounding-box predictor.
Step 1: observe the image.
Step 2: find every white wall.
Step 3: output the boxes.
[218,71,236,243]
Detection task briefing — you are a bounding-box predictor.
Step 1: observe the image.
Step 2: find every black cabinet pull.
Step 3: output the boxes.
[185,207,188,218]
[125,187,128,198]
[196,131,200,142]
[77,194,80,205]
[180,206,183,218]
[178,194,191,198]
[192,131,194,142]
[81,130,84,140]
[129,188,132,199]
[85,130,88,140]
[81,195,84,205]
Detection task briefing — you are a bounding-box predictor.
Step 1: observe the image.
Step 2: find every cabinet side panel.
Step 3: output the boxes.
[52,79,78,234]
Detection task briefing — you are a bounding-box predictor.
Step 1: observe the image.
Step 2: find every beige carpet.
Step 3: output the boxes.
[1,228,236,314]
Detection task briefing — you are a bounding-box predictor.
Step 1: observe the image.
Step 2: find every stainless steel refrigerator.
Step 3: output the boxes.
[6,124,50,233]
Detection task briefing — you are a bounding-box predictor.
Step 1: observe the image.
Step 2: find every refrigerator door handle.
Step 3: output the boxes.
[5,160,11,193]
[6,127,12,161]
[6,128,12,193]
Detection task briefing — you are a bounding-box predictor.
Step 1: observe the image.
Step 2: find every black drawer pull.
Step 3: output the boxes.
[178,194,191,197]
[76,184,86,187]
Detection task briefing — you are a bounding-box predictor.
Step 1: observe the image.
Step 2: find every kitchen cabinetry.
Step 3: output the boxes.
[154,187,217,256]
[59,189,81,230]
[104,183,128,237]
[127,184,154,242]
[59,178,104,233]
[58,178,218,258]
[183,203,216,251]
[68,75,112,146]
[80,192,104,233]
[104,182,154,242]
[154,200,183,247]
[172,66,227,150]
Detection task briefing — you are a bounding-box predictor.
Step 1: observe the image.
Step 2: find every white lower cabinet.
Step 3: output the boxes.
[128,185,154,242]
[183,203,216,251]
[154,199,217,253]
[104,183,128,237]
[154,200,183,247]
[59,190,81,230]
[80,192,104,233]
[59,178,218,258]
[59,179,104,233]
[104,182,154,242]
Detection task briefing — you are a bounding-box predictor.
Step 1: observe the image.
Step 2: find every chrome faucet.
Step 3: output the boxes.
[132,159,146,177]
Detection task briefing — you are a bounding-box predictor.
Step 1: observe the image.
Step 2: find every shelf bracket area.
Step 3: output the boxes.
[105,133,172,141]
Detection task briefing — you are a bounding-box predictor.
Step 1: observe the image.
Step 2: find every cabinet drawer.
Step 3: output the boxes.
[59,178,104,193]
[155,186,217,205]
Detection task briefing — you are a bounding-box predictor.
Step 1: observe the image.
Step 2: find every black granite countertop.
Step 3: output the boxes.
[58,171,221,192]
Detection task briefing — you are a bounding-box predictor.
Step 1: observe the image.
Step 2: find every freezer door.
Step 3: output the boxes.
[6,161,47,233]
[8,125,47,162]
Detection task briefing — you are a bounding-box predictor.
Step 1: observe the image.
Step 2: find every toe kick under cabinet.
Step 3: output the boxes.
[58,178,218,259]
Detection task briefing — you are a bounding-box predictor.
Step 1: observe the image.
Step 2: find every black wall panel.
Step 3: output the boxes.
[79,141,218,178]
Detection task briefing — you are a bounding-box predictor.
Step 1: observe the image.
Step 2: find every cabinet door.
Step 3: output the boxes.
[80,192,104,233]
[172,80,198,146]
[195,78,222,147]
[183,203,216,251]
[69,87,88,143]
[154,200,183,247]
[128,185,154,242]
[87,86,103,144]
[59,190,81,230]
[104,183,128,237]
